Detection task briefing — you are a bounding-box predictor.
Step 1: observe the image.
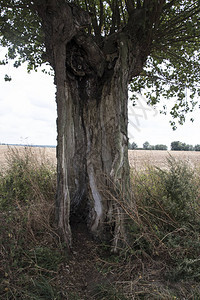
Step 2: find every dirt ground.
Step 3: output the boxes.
[1,145,200,170]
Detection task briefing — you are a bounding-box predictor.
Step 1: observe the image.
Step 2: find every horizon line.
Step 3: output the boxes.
[0,143,56,148]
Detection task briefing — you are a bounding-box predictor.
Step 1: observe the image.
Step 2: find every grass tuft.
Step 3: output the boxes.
[122,155,200,297]
[97,155,200,299]
[0,147,66,300]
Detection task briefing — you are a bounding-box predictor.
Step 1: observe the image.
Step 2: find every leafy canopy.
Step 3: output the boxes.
[130,1,200,128]
[0,0,44,72]
[0,0,200,125]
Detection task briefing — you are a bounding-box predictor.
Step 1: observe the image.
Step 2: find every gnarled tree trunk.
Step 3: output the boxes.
[36,1,147,251]
[56,34,133,251]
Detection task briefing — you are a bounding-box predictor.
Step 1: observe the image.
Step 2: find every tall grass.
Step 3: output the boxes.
[0,147,67,300]
[131,156,200,256]
[88,156,200,299]
[0,148,200,299]
[122,156,200,297]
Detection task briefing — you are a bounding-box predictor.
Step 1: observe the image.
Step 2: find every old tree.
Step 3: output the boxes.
[0,0,200,249]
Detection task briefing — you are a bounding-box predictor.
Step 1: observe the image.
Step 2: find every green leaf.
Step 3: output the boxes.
[4,74,12,81]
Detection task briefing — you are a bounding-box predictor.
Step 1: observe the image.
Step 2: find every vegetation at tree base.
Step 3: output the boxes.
[1,0,200,250]
[0,148,200,299]
[0,148,64,299]
[171,141,200,151]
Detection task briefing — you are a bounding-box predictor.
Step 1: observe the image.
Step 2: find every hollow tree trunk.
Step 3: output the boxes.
[35,1,146,251]
[55,33,134,251]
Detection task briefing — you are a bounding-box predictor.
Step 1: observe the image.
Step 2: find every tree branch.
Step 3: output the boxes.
[75,32,105,77]
[137,0,141,9]
[99,0,104,31]
[125,0,135,14]
[119,0,126,25]
[163,0,178,11]
[87,0,101,38]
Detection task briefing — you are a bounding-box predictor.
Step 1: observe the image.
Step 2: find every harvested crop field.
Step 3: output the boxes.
[128,149,200,170]
[0,145,57,170]
[1,145,200,170]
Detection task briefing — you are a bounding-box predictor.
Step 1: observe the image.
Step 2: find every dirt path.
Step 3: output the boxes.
[58,224,115,299]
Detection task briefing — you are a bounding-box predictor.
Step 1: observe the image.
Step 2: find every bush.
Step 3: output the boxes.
[171,141,194,151]
[128,156,200,280]
[194,144,200,151]
[156,156,199,224]
[1,147,200,299]
[0,146,56,209]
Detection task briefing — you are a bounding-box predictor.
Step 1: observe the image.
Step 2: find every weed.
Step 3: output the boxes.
[91,283,128,300]
[127,156,200,284]
[1,148,200,299]
[0,147,65,300]
[0,146,56,209]
[88,156,200,299]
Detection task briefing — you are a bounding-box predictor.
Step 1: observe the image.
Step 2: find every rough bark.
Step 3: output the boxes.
[35,0,154,250]
[56,33,135,251]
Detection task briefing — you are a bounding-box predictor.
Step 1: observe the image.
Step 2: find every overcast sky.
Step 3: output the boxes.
[0,53,200,149]
[128,95,200,149]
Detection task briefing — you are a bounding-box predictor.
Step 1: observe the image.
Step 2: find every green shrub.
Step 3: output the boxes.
[157,156,199,224]
[132,156,200,229]
[0,147,65,300]
[1,148,200,299]
[128,156,200,281]
[0,146,56,209]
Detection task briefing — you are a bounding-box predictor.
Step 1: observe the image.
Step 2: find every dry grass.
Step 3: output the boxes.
[1,146,200,171]
[0,145,56,170]
[1,146,200,299]
[129,149,200,170]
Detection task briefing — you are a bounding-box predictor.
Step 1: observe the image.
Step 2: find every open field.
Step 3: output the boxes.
[1,145,200,170]
[0,145,57,170]
[128,149,200,170]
